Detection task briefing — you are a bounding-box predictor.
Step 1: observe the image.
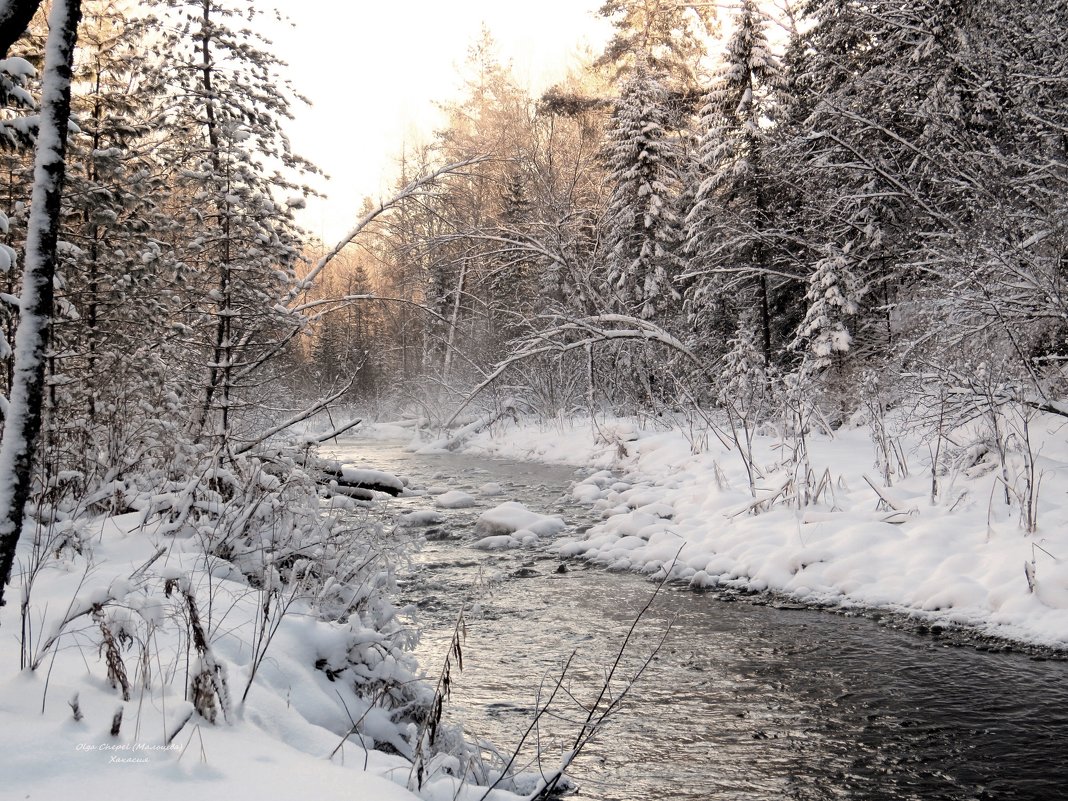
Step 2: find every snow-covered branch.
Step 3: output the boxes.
[233,371,361,456]
[445,314,712,428]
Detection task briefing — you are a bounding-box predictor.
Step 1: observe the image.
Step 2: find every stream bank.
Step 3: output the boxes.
[327,438,1068,801]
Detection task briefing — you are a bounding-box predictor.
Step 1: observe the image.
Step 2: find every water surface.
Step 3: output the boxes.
[328,440,1068,801]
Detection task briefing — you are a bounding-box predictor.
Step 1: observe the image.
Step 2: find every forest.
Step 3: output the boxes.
[1,0,1065,541]
[0,0,1066,799]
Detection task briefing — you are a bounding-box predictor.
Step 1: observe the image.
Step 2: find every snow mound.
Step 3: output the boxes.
[478,482,504,496]
[399,509,444,526]
[473,529,540,550]
[473,534,520,550]
[434,490,477,509]
[476,502,566,537]
[572,483,603,503]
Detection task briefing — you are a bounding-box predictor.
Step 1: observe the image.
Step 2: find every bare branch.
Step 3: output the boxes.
[288,156,492,303]
[234,372,361,456]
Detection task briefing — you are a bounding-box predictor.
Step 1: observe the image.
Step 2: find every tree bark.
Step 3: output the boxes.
[0,0,81,609]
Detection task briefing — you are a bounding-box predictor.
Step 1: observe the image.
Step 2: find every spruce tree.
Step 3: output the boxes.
[600,65,683,320]
[790,244,858,371]
[45,2,181,479]
[142,0,317,447]
[683,0,784,363]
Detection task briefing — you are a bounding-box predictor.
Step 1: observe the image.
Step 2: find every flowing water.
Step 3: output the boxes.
[327,439,1068,801]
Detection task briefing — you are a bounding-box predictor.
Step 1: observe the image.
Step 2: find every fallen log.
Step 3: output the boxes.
[424,405,519,452]
[324,484,376,501]
[315,462,405,497]
[250,443,406,497]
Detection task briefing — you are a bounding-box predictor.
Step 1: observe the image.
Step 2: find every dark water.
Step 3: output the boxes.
[328,440,1068,801]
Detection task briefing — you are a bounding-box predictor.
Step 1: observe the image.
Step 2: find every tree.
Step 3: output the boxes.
[789,0,1068,401]
[0,0,40,58]
[596,0,715,91]
[306,244,379,397]
[683,0,786,364]
[790,243,858,371]
[143,0,317,448]
[44,2,180,480]
[0,0,81,608]
[600,66,683,320]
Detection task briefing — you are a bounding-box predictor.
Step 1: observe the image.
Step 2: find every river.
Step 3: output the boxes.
[326,438,1068,801]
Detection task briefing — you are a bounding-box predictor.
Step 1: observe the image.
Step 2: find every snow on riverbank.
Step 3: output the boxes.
[448,414,1068,649]
[0,510,522,801]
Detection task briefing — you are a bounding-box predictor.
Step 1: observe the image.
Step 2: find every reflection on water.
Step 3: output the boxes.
[328,440,1068,801]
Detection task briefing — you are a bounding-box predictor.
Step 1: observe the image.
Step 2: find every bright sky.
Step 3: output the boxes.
[267,1,612,245]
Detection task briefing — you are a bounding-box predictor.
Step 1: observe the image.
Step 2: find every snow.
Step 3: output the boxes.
[475,502,566,538]
[399,509,445,526]
[339,467,405,493]
[0,502,536,801]
[434,490,477,509]
[473,529,542,550]
[0,521,432,801]
[460,415,1068,648]
[0,55,36,79]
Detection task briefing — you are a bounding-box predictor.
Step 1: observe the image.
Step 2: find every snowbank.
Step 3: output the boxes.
[0,507,525,801]
[461,415,1068,649]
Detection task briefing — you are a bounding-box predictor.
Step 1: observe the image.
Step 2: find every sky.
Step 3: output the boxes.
[266,1,612,245]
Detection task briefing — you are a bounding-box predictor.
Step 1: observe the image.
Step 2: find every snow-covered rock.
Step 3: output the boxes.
[434,490,477,509]
[475,501,566,537]
[398,509,444,526]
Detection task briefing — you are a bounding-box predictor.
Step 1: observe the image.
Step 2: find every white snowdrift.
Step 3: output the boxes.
[462,415,1068,649]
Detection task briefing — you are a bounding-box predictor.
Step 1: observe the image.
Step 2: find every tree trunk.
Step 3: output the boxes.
[443,257,467,385]
[758,272,771,366]
[0,0,41,58]
[0,0,82,609]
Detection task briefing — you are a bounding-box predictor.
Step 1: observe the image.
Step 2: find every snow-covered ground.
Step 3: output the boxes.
[0,505,522,801]
[445,413,1068,649]
[5,406,1066,800]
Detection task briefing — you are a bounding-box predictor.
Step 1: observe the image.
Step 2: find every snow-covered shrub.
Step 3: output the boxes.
[14,436,433,757]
